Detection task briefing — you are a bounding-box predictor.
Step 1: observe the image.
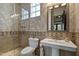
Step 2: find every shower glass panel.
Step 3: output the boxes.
[0,3,20,56]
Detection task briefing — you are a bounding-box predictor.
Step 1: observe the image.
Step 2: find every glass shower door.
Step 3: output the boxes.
[0,3,20,56]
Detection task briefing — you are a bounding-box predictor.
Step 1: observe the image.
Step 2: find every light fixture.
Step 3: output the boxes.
[58,15,61,18]
[61,3,66,6]
[49,6,53,9]
[48,3,52,4]
[10,4,20,18]
[47,3,53,6]
[10,14,19,18]
[54,5,59,8]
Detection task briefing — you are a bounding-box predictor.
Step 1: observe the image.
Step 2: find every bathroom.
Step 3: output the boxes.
[0,3,79,56]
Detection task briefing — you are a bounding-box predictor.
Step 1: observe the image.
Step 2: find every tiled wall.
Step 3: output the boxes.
[0,31,20,54]
[19,3,79,56]
[0,3,21,55]
[0,31,77,55]
[19,31,75,46]
[0,3,79,56]
[0,4,20,31]
[75,32,79,56]
[19,3,47,32]
[19,31,79,56]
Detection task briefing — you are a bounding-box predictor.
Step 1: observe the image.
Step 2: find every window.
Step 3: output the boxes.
[21,8,29,20]
[30,3,40,17]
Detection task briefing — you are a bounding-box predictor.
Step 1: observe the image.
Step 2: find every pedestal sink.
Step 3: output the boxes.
[40,38,77,56]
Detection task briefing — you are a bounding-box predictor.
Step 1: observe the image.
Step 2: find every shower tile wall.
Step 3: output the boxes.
[0,31,20,54]
[0,3,21,55]
[75,32,79,56]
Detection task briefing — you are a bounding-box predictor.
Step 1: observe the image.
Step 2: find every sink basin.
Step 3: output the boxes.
[40,38,77,56]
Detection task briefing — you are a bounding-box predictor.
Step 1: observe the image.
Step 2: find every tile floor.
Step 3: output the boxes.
[0,47,22,56]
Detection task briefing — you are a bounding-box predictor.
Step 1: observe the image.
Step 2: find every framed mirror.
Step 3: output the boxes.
[47,3,69,31]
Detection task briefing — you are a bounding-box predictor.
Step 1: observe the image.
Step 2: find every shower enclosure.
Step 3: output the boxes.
[0,3,22,56]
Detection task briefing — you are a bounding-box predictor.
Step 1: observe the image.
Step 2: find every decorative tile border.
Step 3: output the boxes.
[0,31,79,55]
[0,31,20,54]
[19,31,79,56]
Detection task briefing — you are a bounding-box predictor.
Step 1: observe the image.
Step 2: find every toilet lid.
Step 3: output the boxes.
[21,47,35,54]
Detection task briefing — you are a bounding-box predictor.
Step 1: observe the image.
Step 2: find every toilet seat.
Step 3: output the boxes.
[21,47,35,56]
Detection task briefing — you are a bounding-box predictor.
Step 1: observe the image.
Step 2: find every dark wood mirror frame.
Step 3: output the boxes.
[47,3,69,32]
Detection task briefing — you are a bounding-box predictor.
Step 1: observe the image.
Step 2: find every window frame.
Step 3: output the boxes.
[30,3,40,18]
[21,8,29,20]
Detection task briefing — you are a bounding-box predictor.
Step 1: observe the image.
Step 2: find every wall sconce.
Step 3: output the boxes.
[49,6,53,9]
[61,3,66,6]
[54,5,59,8]
[47,3,52,6]
[10,14,19,18]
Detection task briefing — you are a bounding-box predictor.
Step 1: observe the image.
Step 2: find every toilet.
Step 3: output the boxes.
[20,38,39,56]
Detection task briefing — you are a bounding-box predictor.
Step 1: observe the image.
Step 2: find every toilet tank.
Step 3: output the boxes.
[29,38,39,48]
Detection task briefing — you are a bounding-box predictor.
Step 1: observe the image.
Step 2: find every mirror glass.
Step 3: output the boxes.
[47,4,67,31]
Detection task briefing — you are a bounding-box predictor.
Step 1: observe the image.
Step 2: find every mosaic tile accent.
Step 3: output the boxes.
[0,31,79,56]
[0,31,20,54]
[19,31,77,56]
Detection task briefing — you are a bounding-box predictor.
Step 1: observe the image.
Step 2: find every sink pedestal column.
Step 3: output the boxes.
[52,48,59,56]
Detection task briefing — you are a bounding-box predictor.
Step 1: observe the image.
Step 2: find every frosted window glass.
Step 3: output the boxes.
[31,3,36,7]
[31,13,35,17]
[36,5,40,11]
[58,24,62,30]
[30,3,40,17]
[21,8,29,20]
[36,11,40,16]
[31,7,35,13]
[54,25,56,31]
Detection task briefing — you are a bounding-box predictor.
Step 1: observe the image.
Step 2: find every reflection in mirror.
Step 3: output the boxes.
[47,3,67,31]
